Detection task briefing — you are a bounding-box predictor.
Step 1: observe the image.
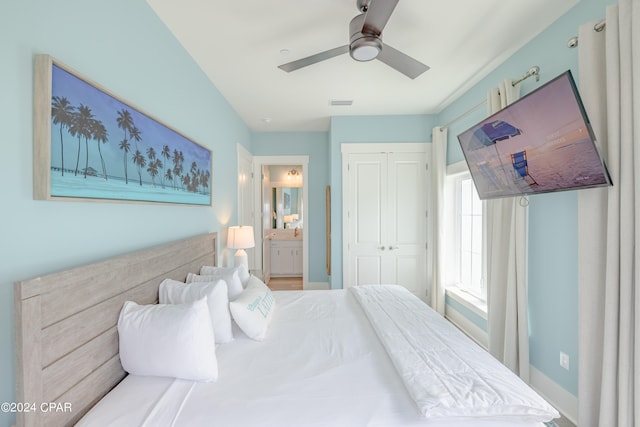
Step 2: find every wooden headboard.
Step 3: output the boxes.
[14,233,218,427]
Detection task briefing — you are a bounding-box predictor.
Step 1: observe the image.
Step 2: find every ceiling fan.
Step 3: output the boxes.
[278,0,429,79]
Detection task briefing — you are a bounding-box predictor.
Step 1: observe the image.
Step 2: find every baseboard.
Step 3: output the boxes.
[304,282,330,290]
[530,365,578,425]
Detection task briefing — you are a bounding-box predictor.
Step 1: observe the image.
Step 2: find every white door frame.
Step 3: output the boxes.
[237,144,255,269]
[253,155,309,289]
[341,143,432,298]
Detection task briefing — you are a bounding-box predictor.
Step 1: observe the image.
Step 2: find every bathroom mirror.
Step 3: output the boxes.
[272,187,303,229]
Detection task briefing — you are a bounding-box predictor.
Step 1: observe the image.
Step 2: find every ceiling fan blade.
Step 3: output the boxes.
[362,0,399,36]
[278,45,349,72]
[376,44,430,79]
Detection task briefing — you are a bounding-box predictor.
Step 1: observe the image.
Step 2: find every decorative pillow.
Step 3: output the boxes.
[188,269,243,300]
[200,264,250,288]
[117,298,218,381]
[159,278,233,344]
[229,276,275,341]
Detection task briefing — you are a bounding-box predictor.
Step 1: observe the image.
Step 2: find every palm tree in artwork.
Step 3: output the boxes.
[145,147,160,187]
[116,109,133,140]
[190,161,198,191]
[161,145,171,188]
[129,126,142,152]
[117,109,134,183]
[193,170,202,193]
[119,139,131,184]
[182,174,191,192]
[69,104,94,177]
[79,105,96,178]
[147,159,161,187]
[189,166,201,193]
[146,146,156,165]
[165,168,173,188]
[196,169,207,194]
[132,149,146,186]
[172,149,184,190]
[91,120,109,180]
[51,96,75,176]
[201,170,210,194]
[67,111,81,176]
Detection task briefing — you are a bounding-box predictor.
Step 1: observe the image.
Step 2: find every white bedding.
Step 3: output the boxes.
[351,285,558,422]
[78,288,556,427]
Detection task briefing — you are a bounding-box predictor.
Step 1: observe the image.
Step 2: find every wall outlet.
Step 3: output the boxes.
[559,352,570,370]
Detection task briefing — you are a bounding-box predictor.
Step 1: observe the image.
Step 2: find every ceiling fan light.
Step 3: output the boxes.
[350,38,382,61]
[351,44,379,61]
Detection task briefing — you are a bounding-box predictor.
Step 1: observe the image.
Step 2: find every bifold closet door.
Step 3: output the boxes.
[345,151,427,299]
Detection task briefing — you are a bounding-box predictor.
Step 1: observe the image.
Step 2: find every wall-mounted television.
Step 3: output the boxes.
[457,70,612,200]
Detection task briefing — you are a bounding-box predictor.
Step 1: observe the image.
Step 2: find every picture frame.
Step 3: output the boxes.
[33,54,212,205]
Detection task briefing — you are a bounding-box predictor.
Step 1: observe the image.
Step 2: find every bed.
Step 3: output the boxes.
[14,233,559,427]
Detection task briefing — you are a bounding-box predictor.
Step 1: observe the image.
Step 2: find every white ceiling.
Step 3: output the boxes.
[147,0,578,132]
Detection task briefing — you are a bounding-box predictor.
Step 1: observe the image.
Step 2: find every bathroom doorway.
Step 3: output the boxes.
[252,156,309,289]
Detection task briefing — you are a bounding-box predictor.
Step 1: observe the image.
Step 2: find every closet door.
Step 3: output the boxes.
[386,151,427,296]
[344,149,428,299]
[346,153,387,287]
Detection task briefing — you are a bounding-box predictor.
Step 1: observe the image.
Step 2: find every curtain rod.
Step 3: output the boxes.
[567,19,606,48]
[439,65,541,132]
[511,66,541,86]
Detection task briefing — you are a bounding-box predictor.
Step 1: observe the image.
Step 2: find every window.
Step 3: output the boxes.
[445,170,486,301]
[458,176,485,299]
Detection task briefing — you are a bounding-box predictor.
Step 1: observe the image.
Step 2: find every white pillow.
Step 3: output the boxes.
[229,276,275,341]
[188,269,243,300]
[117,298,218,381]
[200,264,250,288]
[159,278,233,344]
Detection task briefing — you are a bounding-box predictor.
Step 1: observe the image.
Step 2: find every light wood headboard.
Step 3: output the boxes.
[14,233,218,427]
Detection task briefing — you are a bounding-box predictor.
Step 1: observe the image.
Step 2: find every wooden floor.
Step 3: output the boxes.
[267,277,303,291]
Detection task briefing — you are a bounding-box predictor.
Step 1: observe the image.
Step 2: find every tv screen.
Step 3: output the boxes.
[457,70,611,200]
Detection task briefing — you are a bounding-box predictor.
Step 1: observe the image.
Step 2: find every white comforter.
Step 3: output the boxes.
[78,288,556,427]
[350,285,558,422]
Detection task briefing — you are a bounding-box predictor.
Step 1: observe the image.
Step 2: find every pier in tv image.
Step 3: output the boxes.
[457,71,611,200]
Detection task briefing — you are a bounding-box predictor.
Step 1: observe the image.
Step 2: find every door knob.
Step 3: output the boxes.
[378,246,386,250]
[389,246,399,250]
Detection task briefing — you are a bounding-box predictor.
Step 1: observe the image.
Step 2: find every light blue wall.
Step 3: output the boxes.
[436,0,616,398]
[1,1,250,425]
[252,132,330,283]
[328,114,436,289]
[529,192,579,394]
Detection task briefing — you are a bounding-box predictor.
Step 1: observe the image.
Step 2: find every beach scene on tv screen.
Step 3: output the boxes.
[458,73,609,199]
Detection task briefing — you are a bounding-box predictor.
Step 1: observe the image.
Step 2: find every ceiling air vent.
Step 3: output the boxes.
[329,99,353,106]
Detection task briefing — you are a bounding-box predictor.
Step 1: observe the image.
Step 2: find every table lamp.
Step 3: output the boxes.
[227,225,255,268]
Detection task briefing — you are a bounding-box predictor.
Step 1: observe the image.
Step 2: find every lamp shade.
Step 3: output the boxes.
[227,226,255,249]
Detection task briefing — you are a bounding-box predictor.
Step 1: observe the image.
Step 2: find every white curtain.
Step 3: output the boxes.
[578,1,640,426]
[431,126,448,315]
[485,80,530,382]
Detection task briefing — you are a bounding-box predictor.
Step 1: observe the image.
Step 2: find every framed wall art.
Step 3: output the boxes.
[33,54,212,205]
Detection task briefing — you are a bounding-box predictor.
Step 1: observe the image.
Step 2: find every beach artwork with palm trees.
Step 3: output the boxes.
[44,59,211,205]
